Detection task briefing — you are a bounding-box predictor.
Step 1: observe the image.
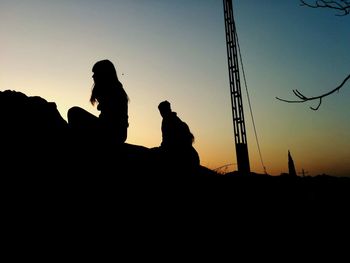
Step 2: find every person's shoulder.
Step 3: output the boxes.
[171,112,181,120]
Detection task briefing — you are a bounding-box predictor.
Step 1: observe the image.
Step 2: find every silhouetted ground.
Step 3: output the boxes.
[2,91,348,262]
[1,90,349,211]
[220,172,350,204]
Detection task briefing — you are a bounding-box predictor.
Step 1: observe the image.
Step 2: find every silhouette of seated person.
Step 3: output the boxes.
[67,59,129,148]
[156,100,200,174]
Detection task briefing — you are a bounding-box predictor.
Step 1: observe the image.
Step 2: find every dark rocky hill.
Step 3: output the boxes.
[0,89,215,177]
[2,90,348,257]
[1,89,349,206]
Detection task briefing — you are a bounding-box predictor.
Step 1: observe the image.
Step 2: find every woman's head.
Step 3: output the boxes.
[92,59,118,83]
[90,59,127,105]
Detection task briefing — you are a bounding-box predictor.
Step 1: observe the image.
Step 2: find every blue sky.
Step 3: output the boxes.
[1,0,349,176]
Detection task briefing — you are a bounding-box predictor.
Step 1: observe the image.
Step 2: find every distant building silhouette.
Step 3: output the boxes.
[288,150,297,176]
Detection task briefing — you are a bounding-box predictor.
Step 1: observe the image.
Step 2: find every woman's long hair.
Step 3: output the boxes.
[90,59,129,106]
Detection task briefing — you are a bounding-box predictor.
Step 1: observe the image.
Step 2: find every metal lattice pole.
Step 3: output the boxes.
[223,0,250,174]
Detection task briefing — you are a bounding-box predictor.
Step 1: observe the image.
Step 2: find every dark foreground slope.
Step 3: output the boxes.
[3,91,349,259]
[1,89,349,207]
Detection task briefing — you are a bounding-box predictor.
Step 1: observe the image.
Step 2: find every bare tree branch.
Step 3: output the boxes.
[300,0,350,16]
[276,74,350,110]
[276,2,349,110]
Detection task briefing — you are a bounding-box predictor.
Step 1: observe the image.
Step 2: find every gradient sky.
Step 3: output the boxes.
[1,0,349,176]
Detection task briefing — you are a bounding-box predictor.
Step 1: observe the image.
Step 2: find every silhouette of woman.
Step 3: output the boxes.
[68,59,129,145]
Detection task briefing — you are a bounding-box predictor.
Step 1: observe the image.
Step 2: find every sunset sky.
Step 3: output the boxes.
[1,0,349,176]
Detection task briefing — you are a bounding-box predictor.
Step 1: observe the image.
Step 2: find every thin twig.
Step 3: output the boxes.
[300,0,350,16]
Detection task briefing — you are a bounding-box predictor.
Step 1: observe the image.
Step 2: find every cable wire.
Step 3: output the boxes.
[235,31,267,174]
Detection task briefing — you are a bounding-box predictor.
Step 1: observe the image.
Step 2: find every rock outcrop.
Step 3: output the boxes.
[0,90,211,177]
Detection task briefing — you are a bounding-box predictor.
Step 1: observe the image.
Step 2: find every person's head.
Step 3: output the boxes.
[90,59,127,105]
[92,59,117,83]
[158,100,172,117]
